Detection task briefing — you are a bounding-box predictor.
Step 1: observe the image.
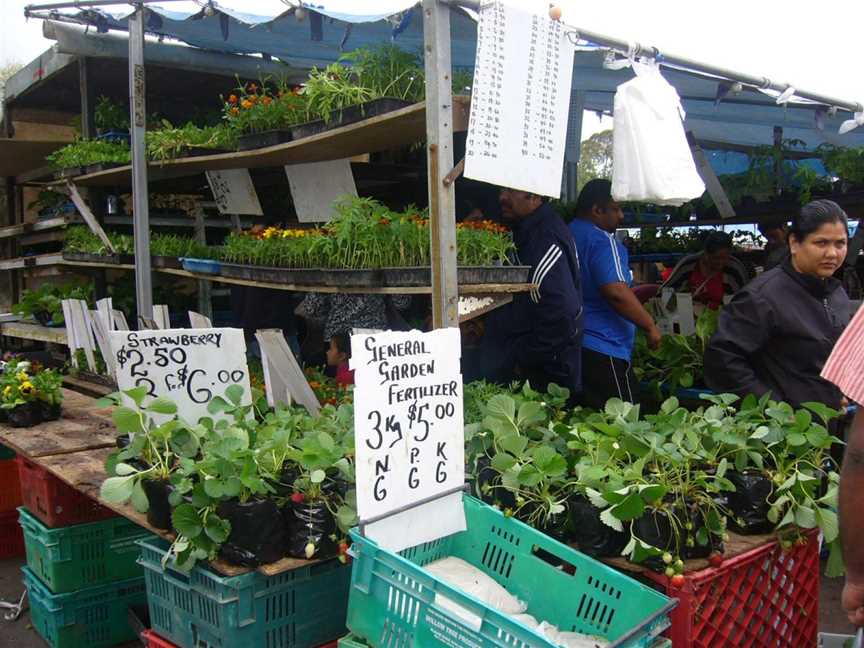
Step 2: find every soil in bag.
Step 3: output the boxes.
[7,402,42,428]
[726,470,773,534]
[218,498,286,566]
[285,501,336,560]
[568,494,628,558]
[38,402,61,422]
[143,479,174,530]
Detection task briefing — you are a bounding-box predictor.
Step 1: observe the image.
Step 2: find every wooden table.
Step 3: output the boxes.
[0,390,317,577]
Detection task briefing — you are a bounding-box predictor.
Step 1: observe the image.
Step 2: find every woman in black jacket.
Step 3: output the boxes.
[704,200,853,409]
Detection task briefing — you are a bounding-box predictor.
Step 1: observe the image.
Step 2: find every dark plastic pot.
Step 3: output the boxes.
[62,251,122,265]
[218,498,286,566]
[633,508,675,553]
[176,146,229,158]
[6,402,42,428]
[237,130,293,151]
[38,401,61,422]
[33,311,53,327]
[219,263,324,286]
[143,479,174,531]
[290,98,413,140]
[568,494,628,558]
[285,500,336,560]
[151,256,182,270]
[726,470,773,535]
[381,266,532,287]
[682,506,724,559]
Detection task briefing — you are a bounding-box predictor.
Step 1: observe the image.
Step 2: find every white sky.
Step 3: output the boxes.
[1,0,862,141]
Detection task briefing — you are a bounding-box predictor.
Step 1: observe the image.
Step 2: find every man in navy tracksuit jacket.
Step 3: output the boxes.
[479,188,583,397]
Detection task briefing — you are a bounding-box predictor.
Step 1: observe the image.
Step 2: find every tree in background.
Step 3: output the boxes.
[577,129,613,192]
[0,61,22,88]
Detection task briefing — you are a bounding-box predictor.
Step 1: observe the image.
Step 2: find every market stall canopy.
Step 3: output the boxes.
[0,139,68,176]
[24,1,480,69]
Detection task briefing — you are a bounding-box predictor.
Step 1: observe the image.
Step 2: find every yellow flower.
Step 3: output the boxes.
[16,372,28,382]
[20,381,34,396]
[3,386,11,397]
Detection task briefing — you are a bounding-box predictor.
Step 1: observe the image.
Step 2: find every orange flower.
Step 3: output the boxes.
[241,99,253,110]
[262,96,273,106]
[378,218,391,226]
[228,94,238,105]
[248,82,258,92]
[230,107,240,116]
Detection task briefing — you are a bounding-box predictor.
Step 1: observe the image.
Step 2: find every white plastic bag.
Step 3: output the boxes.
[425,557,527,615]
[612,61,705,205]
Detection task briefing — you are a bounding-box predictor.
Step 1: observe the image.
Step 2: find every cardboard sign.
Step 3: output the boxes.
[205,169,263,215]
[350,328,466,552]
[188,311,212,328]
[464,0,575,198]
[284,160,357,223]
[109,327,252,422]
[255,329,320,415]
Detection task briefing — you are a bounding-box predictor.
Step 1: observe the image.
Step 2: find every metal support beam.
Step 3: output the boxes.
[78,57,96,139]
[128,4,152,320]
[192,202,213,320]
[563,89,585,201]
[423,0,458,329]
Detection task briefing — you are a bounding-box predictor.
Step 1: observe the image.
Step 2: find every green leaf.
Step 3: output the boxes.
[786,433,807,447]
[517,465,543,487]
[130,480,149,513]
[679,372,694,388]
[531,445,566,476]
[794,409,812,432]
[204,515,231,544]
[203,479,224,498]
[794,506,817,529]
[817,508,839,543]
[172,504,203,539]
[638,484,667,504]
[147,397,178,415]
[104,450,121,477]
[604,398,630,419]
[207,396,230,415]
[124,386,147,407]
[100,476,135,504]
[517,401,545,427]
[112,407,143,435]
[660,397,680,414]
[171,429,200,458]
[610,492,645,521]
[490,453,517,474]
[336,505,358,533]
[599,507,623,532]
[486,395,516,421]
[825,538,845,577]
[696,527,709,546]
[114,462,138,477]
[802,401,840,426]
[311,469,326,484]
[716,458,728,479]
[498,434,528,457]
[225,384,244,406]
[318,432,336,452]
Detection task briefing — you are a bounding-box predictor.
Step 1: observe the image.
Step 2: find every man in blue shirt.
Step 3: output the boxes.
[570,179,661,408]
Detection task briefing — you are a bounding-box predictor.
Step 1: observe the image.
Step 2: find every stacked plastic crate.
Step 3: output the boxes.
[16,455,154,648]
[0,444,24,557]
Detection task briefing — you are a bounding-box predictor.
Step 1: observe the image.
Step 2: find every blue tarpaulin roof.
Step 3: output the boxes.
[26,1,864,150]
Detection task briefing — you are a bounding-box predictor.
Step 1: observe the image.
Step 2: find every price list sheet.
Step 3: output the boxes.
[464,1,575,198]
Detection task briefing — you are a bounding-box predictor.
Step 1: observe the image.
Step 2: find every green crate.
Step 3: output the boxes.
[348,495,675,648]
[338,634,368,647]
[19,506,153,593]
[23,566,146,648]
[0,443,15,460]
[138,536,351,648]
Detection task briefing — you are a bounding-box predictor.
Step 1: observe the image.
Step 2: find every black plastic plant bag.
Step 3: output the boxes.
[7,402,41,428]
[568,494,628,558]
[725,471,773,535]
[285,501,336,560]
[143,479,174,530]
[218,498,286,566]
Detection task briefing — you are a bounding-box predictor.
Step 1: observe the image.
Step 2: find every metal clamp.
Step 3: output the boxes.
[0,589,28,621]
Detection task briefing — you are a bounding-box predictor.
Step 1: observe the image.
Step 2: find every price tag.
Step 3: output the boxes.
[350,328,466,551]
[109,328,252,422]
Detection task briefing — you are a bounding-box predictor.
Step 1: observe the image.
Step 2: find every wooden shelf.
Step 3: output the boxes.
[0,217,67,240]
[0,253,64,270]
[0,321,67,344]
[53,98,470,188]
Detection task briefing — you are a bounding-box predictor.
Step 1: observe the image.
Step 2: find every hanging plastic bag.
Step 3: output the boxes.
[612,60,705,205]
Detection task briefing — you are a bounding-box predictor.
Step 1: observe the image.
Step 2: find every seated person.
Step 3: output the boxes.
[660,231,749,310]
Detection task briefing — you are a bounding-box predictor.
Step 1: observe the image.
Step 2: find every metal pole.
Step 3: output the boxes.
[423,0,458,329]
[128,3,153,320]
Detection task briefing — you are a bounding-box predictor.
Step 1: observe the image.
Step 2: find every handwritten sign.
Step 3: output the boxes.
[284,160,357,223]
[109,328,252,422]
[350,328,466,551]
[205,169,263,216]
[464,0,575,198]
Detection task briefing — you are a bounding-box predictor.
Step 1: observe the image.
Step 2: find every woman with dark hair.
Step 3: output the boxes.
[660,230,750,310]
[703,200,853,409]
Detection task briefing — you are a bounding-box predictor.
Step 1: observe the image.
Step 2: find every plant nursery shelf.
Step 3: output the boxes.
[55,97,471,188]
[0,389,115,457]
[0,217,67,240]
[0,321,67,344]
[0,253,65,271]
[32,446,320,578]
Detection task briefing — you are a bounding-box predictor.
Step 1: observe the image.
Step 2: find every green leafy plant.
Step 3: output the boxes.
[94,96,130,132]
[12,282,92,325]
[47,139,131,170]
[146,121,238,162]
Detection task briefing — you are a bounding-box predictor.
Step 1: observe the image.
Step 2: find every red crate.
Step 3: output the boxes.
[17,455,116,528]
[0,457,22,513]
[644,532,819,647]
[0,509,25,559]
[142,630,180,648]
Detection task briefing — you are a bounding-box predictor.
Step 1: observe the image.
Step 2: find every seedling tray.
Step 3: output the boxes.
[62,251,123,265]
[347,495,674,648]
[24,567,146,648]
[151,255,183,270]
[138,536,351,648]
[181,257,222,275]
[19,506,152,593]
[219,263,382,287]
[382,265,532,287]
[237,129,294,151]
[291,99,413,140]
